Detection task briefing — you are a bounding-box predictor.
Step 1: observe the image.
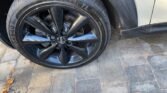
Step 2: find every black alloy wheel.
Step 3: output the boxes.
[7,0,111,68]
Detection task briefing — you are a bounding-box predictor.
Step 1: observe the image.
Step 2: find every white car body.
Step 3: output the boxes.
[135,0,167,26]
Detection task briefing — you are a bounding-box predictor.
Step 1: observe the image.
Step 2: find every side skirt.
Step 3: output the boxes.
[121,23,167,38]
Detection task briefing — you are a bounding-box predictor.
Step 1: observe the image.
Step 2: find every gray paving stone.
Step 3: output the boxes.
[98,42,127,83]
[0,42,7,60]
[1,48,20,62]
[27,87,50,93]
[150,44,165,54]
[16,56,32,69]
[117,38,146,49]
[50,72,75,93]
[10,66,34,93]
[33,64,54,74]
[0,61,16,81]
[51,68,75,77]
[126,65,154,83]
[28,72,52,88]
[121,55,148,68]
[140,34,167,53]
[27,72,52,93]
[148,55,167,71]
[140,34,167,44]
[101,82,128,93]
[154,70,167,89]
[98,56,127,85]
[76,79,101,93]
[0,81,5,92]
[130,81,159,93]
[120,47,151,58]
[160,89,167,93]
[118,38,152,57]
[75,61,99,81]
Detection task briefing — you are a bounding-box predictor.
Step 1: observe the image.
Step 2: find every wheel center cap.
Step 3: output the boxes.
[57,36,66,44]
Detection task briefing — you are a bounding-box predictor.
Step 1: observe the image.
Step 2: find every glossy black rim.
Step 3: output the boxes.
[16,4,102,67]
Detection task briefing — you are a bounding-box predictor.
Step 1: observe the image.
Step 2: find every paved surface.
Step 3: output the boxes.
[0,34,167,93]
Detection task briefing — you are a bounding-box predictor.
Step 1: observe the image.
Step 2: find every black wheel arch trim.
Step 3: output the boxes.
[102,0,138,29]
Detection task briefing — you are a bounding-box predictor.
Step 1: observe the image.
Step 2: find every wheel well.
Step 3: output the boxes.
[101,0,138,30]
[101,0,119,29]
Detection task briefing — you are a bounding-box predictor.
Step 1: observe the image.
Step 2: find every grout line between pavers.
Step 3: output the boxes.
[25,63,35,93]
[147,58,161,89]
[50,75,55,93]
[151,68,167,90]
[96,58,108,93]
[8,55,20,92]
[146,51,167,89]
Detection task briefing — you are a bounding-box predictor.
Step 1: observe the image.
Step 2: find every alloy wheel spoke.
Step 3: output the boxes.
[22,34,51,44]
[49,7,64,34]
[68,33,98,43]
[67,15,88,37]
[68,45,88,58]
[39,43,58,59]
[24,16,53,35]
[59,45,70,65]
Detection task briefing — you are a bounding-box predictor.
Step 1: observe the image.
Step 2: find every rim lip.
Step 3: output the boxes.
[15,2,103,68]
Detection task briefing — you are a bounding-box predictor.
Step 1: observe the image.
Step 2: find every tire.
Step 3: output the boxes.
[7,0,112,68]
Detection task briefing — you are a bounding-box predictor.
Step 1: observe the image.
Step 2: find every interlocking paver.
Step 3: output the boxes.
[16,56,32,69]
[32,64,55,74]
[150,44,165,54]
[10,66,34,93]
[101,82,128,93]
[160,89,167,93]
[154,70,167,89]
[140,34,167,54]
[130,81,159,93]
[28,72,52,88]
[99,60,127,85]
[0,81,5,91]
[98,44,127,85]
[27,72,52,93]
[121,55,148,68]
[0,61,16,81]
[27,87,50,93]
[148,55,167,71]
[76,79,101,93]
[1,48,20,62]
[126,65,154,83]
[118,38,152,57]
[50,72,75,93]
[75,61,99,81]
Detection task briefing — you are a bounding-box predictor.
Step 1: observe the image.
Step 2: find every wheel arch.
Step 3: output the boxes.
[101,0,138,30]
